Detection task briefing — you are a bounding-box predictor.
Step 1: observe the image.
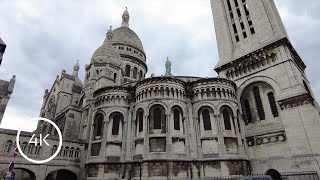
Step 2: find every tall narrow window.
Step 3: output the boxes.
[94,114,104,137]
[125,65,131,77]
[137,110,144,132]
[173,109,180,130]
[233,24,238,34]
[63,147,69,157]
[202,110,212,130]
[253,87,265,120]
[75,148,80,158]
[51,145,57,155]
[3,140,12,153]
[22,142,28,153]
[234,0,239,7]
[154,108,162,129]
[112,115,121,135]
[268,92,279,118]
[237,110,241,133]
[227,0,232,11]
[133,67,138,79]
[139,70,143,80]
[243,99,252,124]
[69,147,74,157]
[113,73,117,83]
[223,109,232,130]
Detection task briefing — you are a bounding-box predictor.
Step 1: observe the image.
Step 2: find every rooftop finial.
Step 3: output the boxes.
[73,60,80,77]
[165,57,172,76]
[105,25,114,44]
[121,7,130,28]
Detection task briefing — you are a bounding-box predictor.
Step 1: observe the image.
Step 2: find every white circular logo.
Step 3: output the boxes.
[16,118,63,164]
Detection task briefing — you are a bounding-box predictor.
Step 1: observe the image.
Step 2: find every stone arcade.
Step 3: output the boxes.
[0,1,320,179]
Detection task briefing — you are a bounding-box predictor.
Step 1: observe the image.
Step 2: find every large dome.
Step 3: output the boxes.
[113,27,144,50]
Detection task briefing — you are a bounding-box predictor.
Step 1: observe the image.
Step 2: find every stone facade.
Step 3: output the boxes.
[211,0,320,177]
[0,37,15,125]
[0,1,319,179]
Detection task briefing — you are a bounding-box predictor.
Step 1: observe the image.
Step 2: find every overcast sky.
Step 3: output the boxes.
[0,0,319,132]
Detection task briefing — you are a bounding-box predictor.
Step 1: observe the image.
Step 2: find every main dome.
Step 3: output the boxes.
[112,27,144,50]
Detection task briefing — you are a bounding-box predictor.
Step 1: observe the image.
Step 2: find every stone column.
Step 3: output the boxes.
[166,114,172,154]
[221,161,230,176]
[187,102,198,159]
[144,114,149,154]
[125,107,133,160]
[215,113,226,156]
[191,163,199,179]
[101,120,108,159]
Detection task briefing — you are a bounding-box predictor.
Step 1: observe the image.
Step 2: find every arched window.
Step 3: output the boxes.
[150,105,166,132]
[136,109,144,132]
[94,113,104,138]
[242,99,252,124]
[125,65,131,77]
[112,114,121,135]
[253,86,265,120]
[63,147,69,157]
[113,73,117,83]
[3,140,12,153]
[69,147,74,158]
[202,109,212,130]
[173,109,180,130]
[154,108,162,129]
[223,109,232,130]
[75,148,80,158]
[237,110,241,133]
[58,146,63,156]
[139,70,143,80]
[22,142,28,153]
[34,146,41,155]
[268,92,279,118]
[51,145,58,155]
[133,67,138,79]
[28,144,34,154]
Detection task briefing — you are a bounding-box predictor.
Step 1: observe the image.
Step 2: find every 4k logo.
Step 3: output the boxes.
[16,118,62,164]
[29,134,50,146]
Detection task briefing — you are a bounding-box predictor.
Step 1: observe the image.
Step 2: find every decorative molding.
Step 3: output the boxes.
[278,94,314,110]
[215,38,306,74]
[246,131,286,147]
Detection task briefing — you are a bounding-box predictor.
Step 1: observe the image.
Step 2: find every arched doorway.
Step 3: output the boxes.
[46,169,77,180]
[5,168,36,180]
[266,169,281,180]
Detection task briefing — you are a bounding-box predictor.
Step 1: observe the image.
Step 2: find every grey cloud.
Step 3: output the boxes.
[0,0,319,131]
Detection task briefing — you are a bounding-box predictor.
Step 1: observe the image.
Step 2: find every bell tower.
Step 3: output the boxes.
[211,0,288,67]
[0,37,6,66]
[211,0,320,175]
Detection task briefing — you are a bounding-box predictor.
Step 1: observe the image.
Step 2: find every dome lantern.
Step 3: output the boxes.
[121,7,130,28]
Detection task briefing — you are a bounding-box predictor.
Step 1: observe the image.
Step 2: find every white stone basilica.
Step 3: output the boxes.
[0,1,320,180]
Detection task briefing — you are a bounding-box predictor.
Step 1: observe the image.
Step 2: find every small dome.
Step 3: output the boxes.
[92,44,122,67]
[113,27,144,50]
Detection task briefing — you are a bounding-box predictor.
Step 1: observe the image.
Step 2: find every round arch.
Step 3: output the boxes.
[105,107,127,122]
[11,167,36,180]
[46,169,77,180]
[92,110,106,123]
[237,76,281,102]
[193,102,216,117]
[168,102,187,118]
[266,169,281,180]
[216,101,237,115]
[134,104,147,114]
[146,101,168,115]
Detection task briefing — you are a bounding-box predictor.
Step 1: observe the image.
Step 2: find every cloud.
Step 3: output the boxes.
[0,0,319,131]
